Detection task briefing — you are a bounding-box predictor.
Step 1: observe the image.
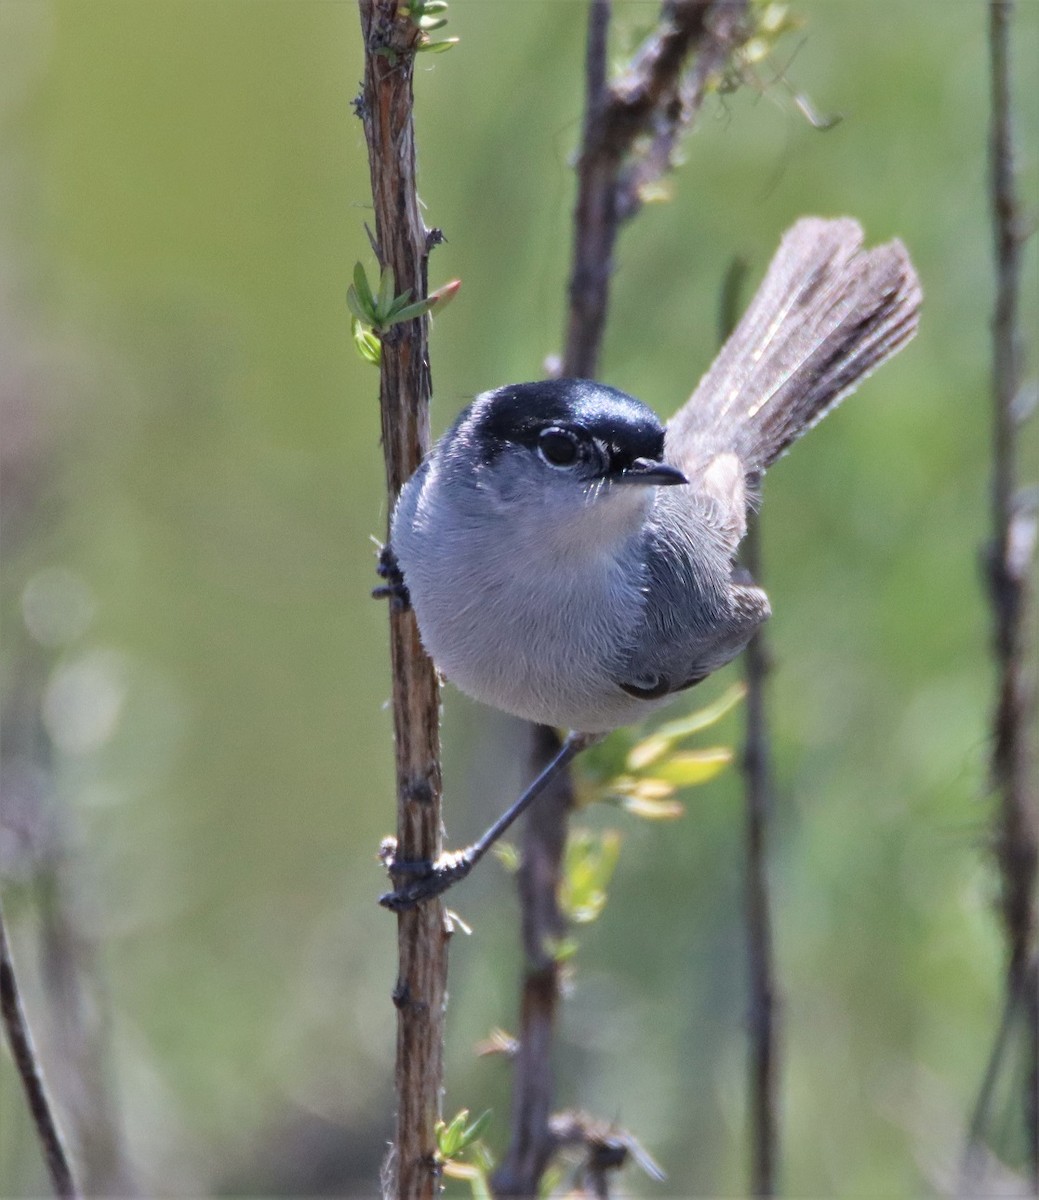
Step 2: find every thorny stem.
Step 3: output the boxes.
[0,898,81,1199]
[356,5,448,1199]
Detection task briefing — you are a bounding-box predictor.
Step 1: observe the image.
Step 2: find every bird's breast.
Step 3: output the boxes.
[393,479,652,730]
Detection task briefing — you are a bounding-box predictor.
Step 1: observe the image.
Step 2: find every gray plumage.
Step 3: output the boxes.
[390,217,922,733]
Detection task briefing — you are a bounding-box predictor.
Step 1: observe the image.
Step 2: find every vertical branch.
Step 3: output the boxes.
[0,899,81,1199]
[356,6,448,1199]
[564,0,748,379]
[500,2,750,1194]
[563,0,614,379]
[723,256,780,1198]
[498,2,619,1182]
[979,0,1038,1182]
[492,726,574,1196]
[741,517,779,1197]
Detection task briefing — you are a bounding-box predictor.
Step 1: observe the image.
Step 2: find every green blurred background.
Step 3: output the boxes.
[1,1,1037,1195]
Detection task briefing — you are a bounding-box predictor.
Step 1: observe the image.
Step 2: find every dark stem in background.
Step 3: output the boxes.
[492,725,575,1196]
[565,0,749,378]
[356,6,448,1199]
[722,254,780,1198]
[969,0,1038,1186]
[740,518,779,1198]
[0,898,81,1199]
[500,1,750,1194]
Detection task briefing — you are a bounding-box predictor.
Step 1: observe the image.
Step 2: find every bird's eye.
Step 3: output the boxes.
[537,427,580,467]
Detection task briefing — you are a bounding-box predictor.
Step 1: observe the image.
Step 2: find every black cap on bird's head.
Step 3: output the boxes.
[452,379,688,488]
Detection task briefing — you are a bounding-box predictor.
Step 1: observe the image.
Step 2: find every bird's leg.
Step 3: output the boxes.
[372,544,411,611]
[379,730,601,911]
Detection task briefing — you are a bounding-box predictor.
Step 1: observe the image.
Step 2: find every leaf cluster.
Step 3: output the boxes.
[347,262,459,366]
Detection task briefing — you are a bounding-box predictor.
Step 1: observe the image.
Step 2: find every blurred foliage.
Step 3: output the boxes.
[1,1,1037,1195]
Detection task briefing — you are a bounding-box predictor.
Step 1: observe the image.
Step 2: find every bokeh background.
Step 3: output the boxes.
[1,1,1037,1195]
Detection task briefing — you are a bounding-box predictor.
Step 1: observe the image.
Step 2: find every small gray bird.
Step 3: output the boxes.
[381,217,921,906]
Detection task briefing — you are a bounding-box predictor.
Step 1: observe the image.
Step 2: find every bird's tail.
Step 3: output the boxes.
[668,217,922,476]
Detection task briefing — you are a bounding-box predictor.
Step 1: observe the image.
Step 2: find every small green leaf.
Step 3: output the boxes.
[385,288,417,318]
[651,681,746,743]
[652,747,733,786]
[611,775,676,801]
[625,685,744,772]
[435,1108,492,1166]
[417,36,459,53]
[436,1109,469,1158]
[620,793,686,820]
[351,317,381,366]
[377,264,396,314]
[560,829,622,924]
[492,841,520,873]
[625,733,670,771]
[384,294,431,328]
[353,261,376,313]
[461,1109,492,1148]
[346,284,370,325]
[544,934,579,962]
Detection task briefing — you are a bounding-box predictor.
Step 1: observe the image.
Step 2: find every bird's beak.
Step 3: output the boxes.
[614,457,688,487]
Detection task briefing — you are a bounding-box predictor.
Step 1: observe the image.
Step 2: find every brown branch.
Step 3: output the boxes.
[497,4,751,1196]
[0,897,81,1199]
[564,0,749,378]
[355,7,448,1200]
[976,0,1038,1184]
[492,726,573,1197]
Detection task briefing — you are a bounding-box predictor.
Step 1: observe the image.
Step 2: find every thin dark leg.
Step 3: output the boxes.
[380,731,600,910]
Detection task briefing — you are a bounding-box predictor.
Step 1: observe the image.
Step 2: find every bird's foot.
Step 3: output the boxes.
[372,544,410,611]
[378,838,476,911]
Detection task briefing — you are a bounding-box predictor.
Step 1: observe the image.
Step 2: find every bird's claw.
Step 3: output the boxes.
[373,545,411,611]
[379,844,476,911]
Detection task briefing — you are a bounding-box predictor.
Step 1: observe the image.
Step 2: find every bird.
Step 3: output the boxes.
[379,217,922,908]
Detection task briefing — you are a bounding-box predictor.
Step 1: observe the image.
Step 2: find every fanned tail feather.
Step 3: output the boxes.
[668,217,922,476]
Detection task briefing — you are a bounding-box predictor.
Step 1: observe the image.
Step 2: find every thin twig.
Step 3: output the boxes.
[976,0,1038,1184]
[0,897,81,1199]
[741,516,779,1198]
[356,6,448,1199]
[721,255,780,1197]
